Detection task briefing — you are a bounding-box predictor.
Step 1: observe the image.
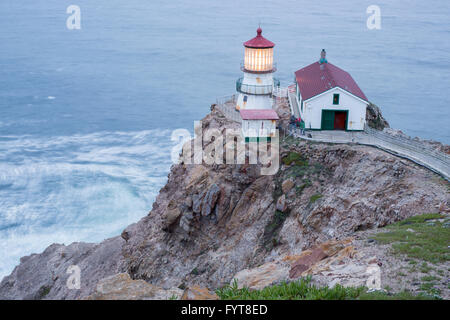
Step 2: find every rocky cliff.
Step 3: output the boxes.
[1,101,448,299]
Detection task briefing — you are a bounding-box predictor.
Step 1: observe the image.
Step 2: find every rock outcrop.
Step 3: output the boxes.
[85,273,183,300]
[0,237,124,300]
[0,103,448,300]
[366,102,390,130]
[181,286,219,300]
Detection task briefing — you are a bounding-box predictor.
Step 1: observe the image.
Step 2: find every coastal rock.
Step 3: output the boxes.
[192,192,204,214]
[164,200,182,228]
[185,166,209,192]
[231,261,290,290]
[0,237,124,300]
[281,179,295,194]
[185,196,193,209]
[179,211,194,233]
[85,273,182,300]
[276,194,288,213]
[181,286,218,300]
[201,184,221,217]
[366,102,389,130]
[289,248,328,279]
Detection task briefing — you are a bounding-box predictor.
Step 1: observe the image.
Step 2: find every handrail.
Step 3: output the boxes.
[236,77,278,95]
[215,94,241,123]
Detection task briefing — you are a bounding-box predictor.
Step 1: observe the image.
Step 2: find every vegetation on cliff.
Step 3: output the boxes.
[216,277,435,300]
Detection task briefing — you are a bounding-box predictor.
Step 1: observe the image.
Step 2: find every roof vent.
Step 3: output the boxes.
[319,49,327,64]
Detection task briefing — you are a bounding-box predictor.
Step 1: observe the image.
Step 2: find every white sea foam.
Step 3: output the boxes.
[0,129,174,279]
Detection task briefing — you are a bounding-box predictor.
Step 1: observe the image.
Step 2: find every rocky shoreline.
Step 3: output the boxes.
[1,101,449,300]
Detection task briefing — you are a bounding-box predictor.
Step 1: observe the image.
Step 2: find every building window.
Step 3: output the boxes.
[333,94,339,105]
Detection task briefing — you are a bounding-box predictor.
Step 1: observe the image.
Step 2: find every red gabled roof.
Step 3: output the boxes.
[244,27,275,48]
[294,62,368,101]
[240,109,279,120]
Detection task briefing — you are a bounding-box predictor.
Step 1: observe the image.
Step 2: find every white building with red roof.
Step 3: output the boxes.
[240,109,279,142]
[294,50,369,131]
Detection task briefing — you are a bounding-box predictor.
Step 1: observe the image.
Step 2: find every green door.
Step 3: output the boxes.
[321,110,334,130]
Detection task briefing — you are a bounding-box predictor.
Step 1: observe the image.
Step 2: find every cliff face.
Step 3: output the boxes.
[366,102,390,130]
[1,105,448,299]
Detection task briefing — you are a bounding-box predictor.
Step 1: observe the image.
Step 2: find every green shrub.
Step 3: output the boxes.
[216,278,435,300]
[309,194,322,203]
[282,152,308,166]
[263,210,290,251]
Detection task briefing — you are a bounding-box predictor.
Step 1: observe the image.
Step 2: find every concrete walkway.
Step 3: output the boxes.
[287,85,300,119]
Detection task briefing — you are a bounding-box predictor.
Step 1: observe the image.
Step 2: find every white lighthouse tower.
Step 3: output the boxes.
[236,27,278,111]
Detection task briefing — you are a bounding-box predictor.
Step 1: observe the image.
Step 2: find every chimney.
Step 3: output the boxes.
[319,49,327,64]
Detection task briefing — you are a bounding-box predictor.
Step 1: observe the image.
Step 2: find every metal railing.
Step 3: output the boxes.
[364,127,450,162]
[215,94,241,123]
[216,94,237,106]
[273,86,288,98]
[363,126,450,178]
[287,84,300,118]
[236,77,280,95]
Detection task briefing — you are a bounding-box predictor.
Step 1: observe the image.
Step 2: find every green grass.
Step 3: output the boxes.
[419,282,441,296]
[263,210,290,250]
[37,285,51,299]
[295,180,311,195]
[373,213,450,264]
[216,278,435,300]
[282,152,308,167]
[309,194,322,203]
[419,262,433,273]
[190,267,199,275]
[421,275,440,282]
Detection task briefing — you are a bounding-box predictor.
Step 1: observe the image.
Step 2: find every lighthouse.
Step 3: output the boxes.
[236,27,278,111]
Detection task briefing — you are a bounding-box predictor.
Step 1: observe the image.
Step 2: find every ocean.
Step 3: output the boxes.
[0,0,449,278]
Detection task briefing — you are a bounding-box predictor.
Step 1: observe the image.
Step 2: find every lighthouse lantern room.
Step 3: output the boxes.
[236,28,278,110]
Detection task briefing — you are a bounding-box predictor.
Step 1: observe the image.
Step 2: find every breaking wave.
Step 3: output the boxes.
[0,129,174,278]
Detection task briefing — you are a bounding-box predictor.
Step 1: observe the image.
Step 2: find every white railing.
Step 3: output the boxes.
[364,127,450,163]
[363,127,450,179]
[287,85,300,118]
[273,86,288,98]
[216,94,237,106]
[215,94,241,123]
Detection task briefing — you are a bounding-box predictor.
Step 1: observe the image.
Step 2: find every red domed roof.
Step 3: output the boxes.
[243,27,275,48]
